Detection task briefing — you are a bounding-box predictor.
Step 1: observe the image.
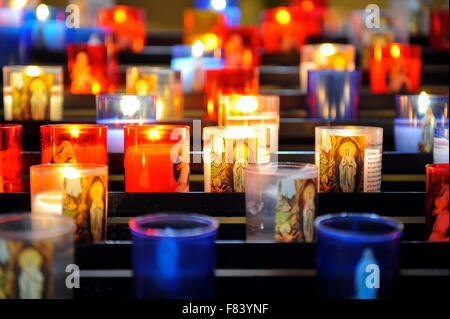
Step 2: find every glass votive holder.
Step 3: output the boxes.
[66,42,117,95]
[203,126,271,192]
[307,70,360,120]
[300,43,356,92]
[0,26,31,69]
[124,125,190,193]
[204,67,259,122]
[245,163,318,243]
[126,67,183,121]
[223,26,260,67]
[369,44,422,94]
[183,9,225,47]
[429,9,449,51]
[0,124,22,193]
[0,213,74,299]
[30,163,108,243]
[97,5,146,52]
[130,214,219,299]
[395,94,449,153]
[315,126,383,193]
[219,94,279,161]
[171,44,224,93]
[40,124,108,165]
[96,94,156,153]
[260,7,307,53]
[425,164,449,242]
[2,65,63,121]
[434,127,449,164]
[315,213,403,299]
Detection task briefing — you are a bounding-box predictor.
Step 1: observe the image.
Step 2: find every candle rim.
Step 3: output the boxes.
[40,123,108,130]
[314,213,404,243]
[0,213,74,241]
[316,125,383,135]
[0,123,22,130]
[245,162,318,178]
[426,163,449,173]
[30,163,108,176]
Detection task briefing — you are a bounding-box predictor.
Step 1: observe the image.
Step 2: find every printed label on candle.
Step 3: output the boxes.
[50,141,78,164]
[0,239,53,299]
[275,178,317,243]
[210,137,257,192]
[62,175,107,243]
[363,148,382,192]
[319,134,365,192]
[426,183,449,242]
[10,71,54,121]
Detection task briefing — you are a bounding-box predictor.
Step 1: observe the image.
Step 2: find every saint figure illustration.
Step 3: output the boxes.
[339,147,357,192]
[419,108,436,153]
[233,147,246,192]
[51,141,78,164]
[18,248,44,299]
[88,177,106,242]
[302,185,316,242]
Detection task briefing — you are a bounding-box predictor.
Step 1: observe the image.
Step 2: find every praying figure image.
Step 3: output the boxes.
[18,248,44,299]
[29,78,48,121]
[302,185,316,242]
[339,147,357,192]
[88,177,106,242]
[419,108,436,153]
[233,147,246,192]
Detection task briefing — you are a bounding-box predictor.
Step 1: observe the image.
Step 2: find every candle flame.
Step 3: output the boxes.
[390,44,401,59]
[203,33,219,51]
[320,43,336,57]
[418,91,430,115]
[120,96,140,116]
[91,82,101,95]
[11,0,27,9]
[232,96,259,114]
[192,40,205,58]
[148,129,160,140]
[36,4,50,22]
[25,66,41,77]
[114,8,127,24]
[211,0,226,11]
[276,9,291,25]
[70,128,79,138]
[59,167,81,179]
[301,0,314,12]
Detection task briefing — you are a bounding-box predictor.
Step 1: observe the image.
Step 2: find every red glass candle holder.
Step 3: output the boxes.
[425,164,449,242]
[429,9,449,51]
[124,125,190,193]
[289,0,326,37]
[97,5,146,53]
[223,26,260,67]
[183,9,226,49]
[0,124,22,193]
[369,44,422,94]
[67,43,117,95]
[40,124,108,165]
[261,7,307,53]
[204,67,259,122]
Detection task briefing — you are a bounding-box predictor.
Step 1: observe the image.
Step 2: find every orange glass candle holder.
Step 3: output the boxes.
[97,5,146,53]
[30,163,108,243]
[183,9,226,49]
[204,67,259,122]
[369,44,422,94]
[67,42,117,95]
[223,26,261,67]
[40,124,107,165]
[124,125,190,193]
[0,124,22,193]
[261,7,307,53]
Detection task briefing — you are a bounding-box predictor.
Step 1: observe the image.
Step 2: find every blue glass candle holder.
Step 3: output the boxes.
[315,213,403,299]
[130,214,219,299]
[66,26,112,45]
[307,70,360,119]
[395,94,449,153]
[0,26,31,68]
[194,0,241,26]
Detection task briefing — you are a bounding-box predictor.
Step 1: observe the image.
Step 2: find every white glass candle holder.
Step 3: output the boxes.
[434,127,449,164]
[203,126,272,192]
[315,126,383,193]
[2,65,63,121]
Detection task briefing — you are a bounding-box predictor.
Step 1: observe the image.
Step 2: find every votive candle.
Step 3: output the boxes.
[0,124,22,193]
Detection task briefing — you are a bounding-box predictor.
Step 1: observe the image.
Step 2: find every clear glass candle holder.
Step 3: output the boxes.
[395,94,448,153]
[126,67,183,121]
[425,164,449,242]
[0,213,74,299]
[30,164,108,243]
[300,43,355,91]
[315,213,403,299]
[245,163,318,243]
[124,125,190,193]
[2,65,63,121]
[434,127,449,164]
[315,126,383,193]
[40,124,108,165]
[0,124,22,193]
[96,94,156,153]
[130,214,219,299]
[203,126,272,192]
[307,70,360,119]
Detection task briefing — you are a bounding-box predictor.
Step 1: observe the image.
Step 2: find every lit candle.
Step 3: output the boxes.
[183,9,225,47]
[194,0,241,26]
[369,43,421,94]
[2,65,63,121]
[203,126,271,192]
[300,43,356,92]
[223,26,260,67]
[0,124,22,193]
[220,94,279,161]
[204,67,259,121]
[124,125,190,192]
[429,9,449,51]
[171,44,224,93]
[40,124,108,164]
[30,163,108,243]
[96,94,156,153]
[315,126,383,193]
[126,67,183,121]
[395,93,449,153]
